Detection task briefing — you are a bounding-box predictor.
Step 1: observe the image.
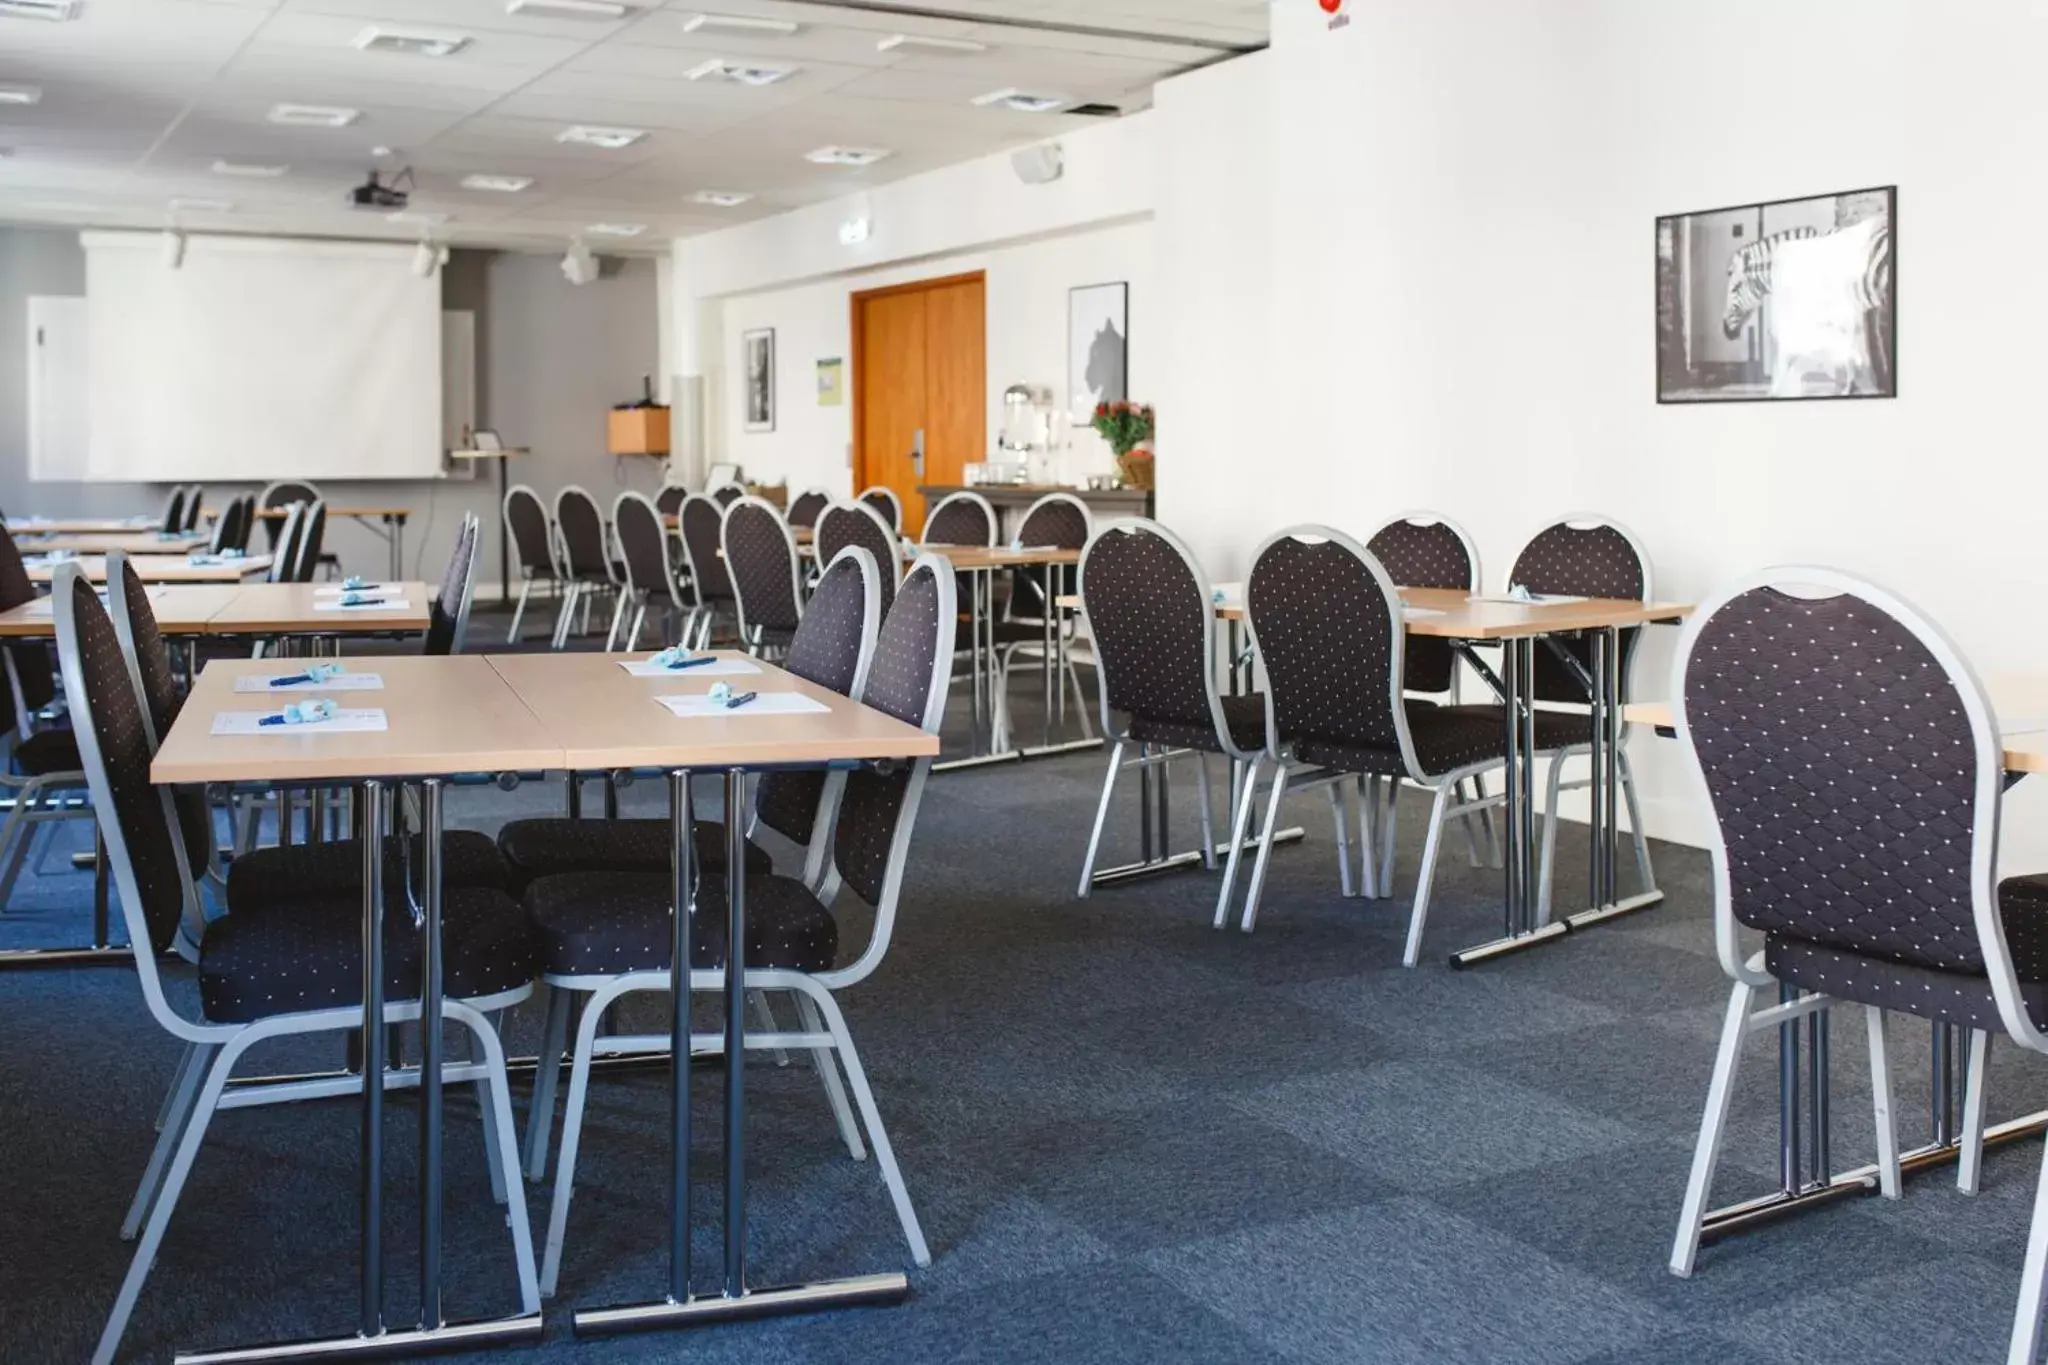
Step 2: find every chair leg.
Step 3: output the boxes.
[121,1042,216,1240]
[1213,757,1262,930]
[0,784,44,908]
[2011,1127,2048,1365]
[1194,754,1217,872]
[1867,1005,1901,1199]
[626,602,647,652]
[551,584,579,650]
[1620,749,1659,894]
[453,1004,542,1313]
[1376,777,1399,898]
[1327,781,1355,897]
[525,987,572,1182]
[1355,774,1378,899]
[1533,750,1568,928]
[1064,659,1095,740]
[508,578,532,644]
[806,986,929,1267]
[469,1026,509,1207]
[749,988,789,1067]
[1399,781,1455,967]
[1961,1028,1992,1195]
[1670,979,1757,1278]
[1457,778,1488,868]
[1076,740,1125,898]
[796,992,866,1161]
[541,985,611,1297]
[1238,763,1292,933]
[603,590,629,652]
[153,1041,200,1133]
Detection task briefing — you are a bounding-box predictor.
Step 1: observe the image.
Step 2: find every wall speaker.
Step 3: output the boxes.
[1011,142,1063,186]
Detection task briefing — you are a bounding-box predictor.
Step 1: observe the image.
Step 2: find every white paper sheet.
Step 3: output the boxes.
[619,657,763,678]
[655,692,830,718]
[315,583,402,596]
[1471,593,1590,606]
[233,672,386,693]
[312,598,413,612]
[210,707,389,734]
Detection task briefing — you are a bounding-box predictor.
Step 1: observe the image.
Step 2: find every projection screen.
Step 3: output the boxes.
[82,232,443,482]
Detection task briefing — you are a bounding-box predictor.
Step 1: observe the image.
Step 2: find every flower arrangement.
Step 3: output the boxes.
[1090,400,1154,456]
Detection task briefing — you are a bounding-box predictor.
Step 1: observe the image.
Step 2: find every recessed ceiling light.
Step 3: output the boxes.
[557,124,646,149]
[461,173,533,192]
[682,13,797,36]
[507,0,629,17]
[877,34,987,54]
[805,146,890,167]
[0,0,79,20]
[585,222,645,237]
[692,189,752,207]
[0,83,42,104]
[971,89,1068,113]
[211,159,289,177]
[353,26,471,58]
[268,103,361,128]
[169,197,234,214]
[685,58,796,86]
[388,210,450,226]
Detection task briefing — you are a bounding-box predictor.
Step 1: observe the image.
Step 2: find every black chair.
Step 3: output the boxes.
[181,487,205,533]
[921,490,995,548]
[857,486,903,532]
[1074,519,1257,901]
[721,496,804,656]
[0,524,88,912]
[159,487,188,536]
[424,515,480,656]
[502,484,557,644]
[527,550,954,1295]
[207,495,254,556]
[1237,526,1512,956]
[653,484,688,518]
[709,482,745,508]
[993,491,1095,748]
[263,503,303,584]
[676,492,735,650]
[816,500,900,620]
[53,566,540,1364]
[289,499,327,582]
[255,479,319,551]
[609,491,682,652]
[1664,568,2048,1357]
[787,487,831,530]
[549,486,616,650]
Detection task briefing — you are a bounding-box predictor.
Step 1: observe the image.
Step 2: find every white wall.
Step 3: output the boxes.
[1156,0,2048,859]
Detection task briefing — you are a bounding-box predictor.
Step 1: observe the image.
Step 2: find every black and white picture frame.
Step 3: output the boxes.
[1656,185,1895,403]
[1068,281,1128,419]
[742,327,776,432]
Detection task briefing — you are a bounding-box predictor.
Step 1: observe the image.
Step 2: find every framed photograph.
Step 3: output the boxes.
[742,327,776,432]
[816,357,844,407]
[1069,282,1128,419]
[1657,186,1893,403]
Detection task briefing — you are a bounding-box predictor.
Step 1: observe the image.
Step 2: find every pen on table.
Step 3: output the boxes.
[267,673,313,687]
[665,655,717,671]
[723,691,758,710]
[342,597,388,608]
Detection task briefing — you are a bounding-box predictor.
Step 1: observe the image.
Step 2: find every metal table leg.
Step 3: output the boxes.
[1568,624,1664,932]
[1452,634,1568,965]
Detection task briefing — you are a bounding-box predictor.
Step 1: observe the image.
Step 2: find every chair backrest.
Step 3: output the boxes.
[160,487,188,536]
[1078,519,1236,751]
[554,486,609,581]
[921,490,995,548]
[829,553,957,985]
[654,484,688,517]
[1244,527,1416,773]
[503,485,555,577]
[1017,491,1092,549]
[612,491,676,607]
[231,494,257,552]
[721,496,804,639]
[1676,568,2013,1011]
[209,495,244,554]
[857,485,903,532]
[106,553,213,874]
[425,517,479,656]
[1368,511,1478,695]
[0,524,54,722]
[787,488,831,529]
[677,494,732,604]
[709,482,745,508]
[752,546,882,865]
[815,501,900,619]
[256,480,320,551]
[182,486,205,532]
[291,499,327,582]
[265,503,303,583]
[1509,515,1651,705]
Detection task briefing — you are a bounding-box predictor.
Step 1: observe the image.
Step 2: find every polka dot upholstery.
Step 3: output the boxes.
[654,485,688,517]
[1368,516,1473,695]
[1130,695,1266,754]
[835,562,942,907]
[0,525,56,714]
[613,494,673,603]
[110,559,210,871]
[922,494,994,548]
[1018,495,1091,550]
[723,501,802,637]
[504,488,554,578]
[1511,521,1647,705]
[860,488,903,531]
[424,518,475,656]
[227,831,515,915]
[524,869,837,975]
[817,503,899,620]
[679,496,733,604]
[711,484,744,507]
[788,490,830,529]
[1296,704,1503,778]
[199,884,537,1023]
[1685,585,1992,984]
[554,489,611,584]
[496,819,774,890]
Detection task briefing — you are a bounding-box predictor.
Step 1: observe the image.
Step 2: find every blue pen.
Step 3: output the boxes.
[343,597,388,608]
[268,673,314,687]
[724,690,759,710]
[665,655,717,671]
[258,712,289,726]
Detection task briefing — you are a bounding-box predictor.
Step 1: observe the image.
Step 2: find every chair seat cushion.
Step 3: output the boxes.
[1764,873,2048,1031]
[1442,705,1594,751]
[199,886,536,1023]
[1292,702,1504,779]
[496,818,774,889]
[524,869,836,976]
[1128,693,1266,755]
[226,831,510,917]
[13,727,82,778]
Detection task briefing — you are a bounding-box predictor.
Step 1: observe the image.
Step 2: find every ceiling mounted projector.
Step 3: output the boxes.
[561,239,599,286]
[346,168,411,211]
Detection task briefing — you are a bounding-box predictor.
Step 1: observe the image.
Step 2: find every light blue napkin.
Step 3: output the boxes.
[260,698,339,726]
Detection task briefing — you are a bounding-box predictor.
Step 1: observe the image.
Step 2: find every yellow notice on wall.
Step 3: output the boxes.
[816,358,845,406]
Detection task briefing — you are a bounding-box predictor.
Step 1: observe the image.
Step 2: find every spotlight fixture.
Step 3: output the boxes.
[557,125,646,149]
[353,26,470,57]
[692,189,752,207]
[560,238,599,286]
[685,58,795,86]
[971,89,1068,114]
[682,13,797,36]
[804,146,890,167]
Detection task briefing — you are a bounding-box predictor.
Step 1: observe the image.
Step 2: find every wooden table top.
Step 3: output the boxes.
[485,651,940,772]
[1631,671,2048,776]
[1058,583,1691,639]
[28,554,274,584]
[8,517,161,535]
[253,506,412,520]
[0,584,244,638]
[18,532,211,555]
[203,582,432,635]
[925,545,1078,570]
[153,655,561,785]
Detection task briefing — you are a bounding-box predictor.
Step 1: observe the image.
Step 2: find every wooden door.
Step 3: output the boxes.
[853,271,985,531]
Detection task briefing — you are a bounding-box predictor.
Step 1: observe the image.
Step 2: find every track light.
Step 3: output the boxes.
[161,229,186,269]
[560,238,598,286]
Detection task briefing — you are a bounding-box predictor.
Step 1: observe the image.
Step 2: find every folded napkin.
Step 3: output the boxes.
[261,698,339,726]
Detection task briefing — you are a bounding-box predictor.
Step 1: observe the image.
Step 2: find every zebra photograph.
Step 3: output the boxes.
[1656,185,1894,402]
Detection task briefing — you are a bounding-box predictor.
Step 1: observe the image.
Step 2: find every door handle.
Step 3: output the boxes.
[910,428,926,478]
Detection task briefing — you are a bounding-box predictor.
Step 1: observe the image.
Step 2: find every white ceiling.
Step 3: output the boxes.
[0,0,1266,252]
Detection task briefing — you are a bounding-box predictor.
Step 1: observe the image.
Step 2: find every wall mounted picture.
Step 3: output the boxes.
[742,327,776,432]
[1657,185,1894,402]
[816,357,844,407]
[1069,281,1129,419]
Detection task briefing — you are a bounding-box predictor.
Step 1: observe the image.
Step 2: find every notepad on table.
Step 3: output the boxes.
[618,657,762,678]
[211,708,388,734]
[656,692,830,718]
[233,672,385,693]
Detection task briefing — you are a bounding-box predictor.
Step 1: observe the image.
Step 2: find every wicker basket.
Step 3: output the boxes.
[1115,448,1155,492]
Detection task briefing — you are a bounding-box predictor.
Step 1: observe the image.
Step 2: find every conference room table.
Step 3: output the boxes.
[148,649,938,1358]
[5,516,159,536]
[18,531,211,555]
[254,505,413,579]
[26,553,273,585]
[1628,674,2048,1247]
